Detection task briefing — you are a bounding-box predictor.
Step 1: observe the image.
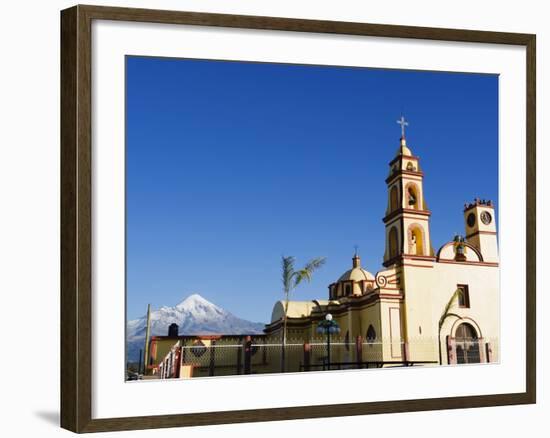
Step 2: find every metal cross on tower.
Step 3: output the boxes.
[397,115,409,138]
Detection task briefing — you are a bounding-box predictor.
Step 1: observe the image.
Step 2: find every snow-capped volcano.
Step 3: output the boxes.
[126,294,265,362]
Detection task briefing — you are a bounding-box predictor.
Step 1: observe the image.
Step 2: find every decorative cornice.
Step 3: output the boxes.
[385,169,424,185]
[389,154,420,167]
[383,254,436,268]
[437,259,499,267]
[465,230,498,239]
[400,263,434,268]
[383,207,431,224]
[384,214,430,228]
[464,198,495,212]
[403,254,437,261]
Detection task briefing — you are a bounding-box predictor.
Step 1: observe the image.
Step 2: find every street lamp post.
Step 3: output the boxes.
[317,313,340,370]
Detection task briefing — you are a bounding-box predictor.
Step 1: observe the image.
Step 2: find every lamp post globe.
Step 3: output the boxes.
[317,313,339,371]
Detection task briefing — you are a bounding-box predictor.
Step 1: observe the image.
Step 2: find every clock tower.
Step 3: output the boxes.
[464,199,498,263]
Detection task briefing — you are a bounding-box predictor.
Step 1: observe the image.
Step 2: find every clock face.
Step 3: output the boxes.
[467,212,476,228]
[480,211,492,225]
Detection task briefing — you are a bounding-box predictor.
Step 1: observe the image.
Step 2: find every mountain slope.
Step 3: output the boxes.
[126,294,266,362]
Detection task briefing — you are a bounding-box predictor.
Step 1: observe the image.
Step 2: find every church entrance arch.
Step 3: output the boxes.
[454,323,481,364]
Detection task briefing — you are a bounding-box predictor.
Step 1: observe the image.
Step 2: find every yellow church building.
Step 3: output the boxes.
[264,132,499,369]
[146,127,499,379]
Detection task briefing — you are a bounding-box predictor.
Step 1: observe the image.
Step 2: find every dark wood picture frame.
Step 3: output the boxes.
[61,4,536,433]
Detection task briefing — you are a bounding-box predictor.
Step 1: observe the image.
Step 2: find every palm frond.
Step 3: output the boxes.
[439,288,461,330]
[294,257,326,287]
[304,257,326,272]
[281,256,296,294]
[294,269,311,286]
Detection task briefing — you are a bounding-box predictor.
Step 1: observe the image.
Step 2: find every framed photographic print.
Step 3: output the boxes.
[60,4,536,433]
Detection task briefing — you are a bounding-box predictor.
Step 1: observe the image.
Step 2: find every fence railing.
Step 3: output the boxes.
[153,337,498,379]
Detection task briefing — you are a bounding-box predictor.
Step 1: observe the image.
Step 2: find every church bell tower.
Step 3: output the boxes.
[383,117,434,267]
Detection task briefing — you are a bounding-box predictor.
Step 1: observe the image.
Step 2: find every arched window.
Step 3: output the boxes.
[344,284,351,296]
[409,226,424,255]
[366,325,376,343]
[454,323,480,364]
[455,323,477,340]
[390,185,399,212]
[407,184,420,209]
[389,227,399,258]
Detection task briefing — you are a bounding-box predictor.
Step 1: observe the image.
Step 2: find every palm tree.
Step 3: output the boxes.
[280,255,326,372]
[438,288,463,365]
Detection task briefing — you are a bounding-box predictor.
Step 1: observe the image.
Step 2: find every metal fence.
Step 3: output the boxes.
[154,337,499,379]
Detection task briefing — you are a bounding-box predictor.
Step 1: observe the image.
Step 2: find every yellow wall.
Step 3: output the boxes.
[396,261,499,365]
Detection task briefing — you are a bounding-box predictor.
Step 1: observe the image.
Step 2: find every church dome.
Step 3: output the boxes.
[337,266,375,282]
[337,255,375,282]
[396,136,412,156]
[330,253,376,299]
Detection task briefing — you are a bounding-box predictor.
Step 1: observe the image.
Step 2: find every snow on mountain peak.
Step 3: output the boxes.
[175,293,215,310]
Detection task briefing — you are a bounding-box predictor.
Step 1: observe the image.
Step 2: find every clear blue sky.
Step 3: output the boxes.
[126,56,498,323]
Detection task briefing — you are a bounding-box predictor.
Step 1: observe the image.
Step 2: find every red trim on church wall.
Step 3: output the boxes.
[465,230,498,239]
[385,169,424,185]
[437,259,499,267]
[383,207,431,224]
[389,154,420,167]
